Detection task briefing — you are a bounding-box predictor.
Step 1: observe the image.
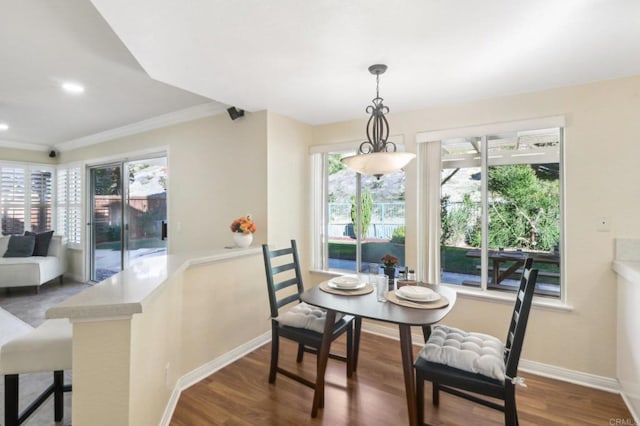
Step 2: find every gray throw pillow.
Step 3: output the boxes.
[3,235,36,258]
[25,230,54,256]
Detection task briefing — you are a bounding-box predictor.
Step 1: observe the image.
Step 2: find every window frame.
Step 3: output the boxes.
[310,137,408,273]
[312,149,364,272]
[417,117,566,304]
[0,161,55,236]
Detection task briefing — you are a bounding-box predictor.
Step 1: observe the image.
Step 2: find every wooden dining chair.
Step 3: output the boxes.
[262,240,360,416]
[415,258,538,426]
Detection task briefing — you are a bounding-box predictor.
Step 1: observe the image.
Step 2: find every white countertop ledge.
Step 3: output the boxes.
[46,246,262,322]
[612,260,640,283]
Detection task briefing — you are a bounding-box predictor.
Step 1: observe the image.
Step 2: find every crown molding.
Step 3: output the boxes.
[55,102,226,152]
[0,139,49,152]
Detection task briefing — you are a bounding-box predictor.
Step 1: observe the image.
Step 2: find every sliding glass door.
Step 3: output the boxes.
[126,158,167,267]
[90,163,122,281]
[89,157,167,282]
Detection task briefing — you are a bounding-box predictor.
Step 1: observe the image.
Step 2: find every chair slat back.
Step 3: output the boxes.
[262,240,305,318]
[504,257,538,379]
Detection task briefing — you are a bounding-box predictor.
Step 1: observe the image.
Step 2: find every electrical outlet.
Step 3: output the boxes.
[596,216,611,232]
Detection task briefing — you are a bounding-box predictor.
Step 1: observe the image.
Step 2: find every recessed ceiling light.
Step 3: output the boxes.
[61,82,85,94]
[0,123,9,131]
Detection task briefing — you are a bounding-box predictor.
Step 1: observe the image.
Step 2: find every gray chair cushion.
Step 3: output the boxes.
[418,325,506,382]
[276,302,343,333]
[3,235,36,258]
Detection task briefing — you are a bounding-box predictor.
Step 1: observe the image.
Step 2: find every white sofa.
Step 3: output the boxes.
[0,235,66,292]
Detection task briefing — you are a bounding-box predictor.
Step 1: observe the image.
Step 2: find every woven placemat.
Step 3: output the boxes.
[319,281,374,296]
[386,291,449,310]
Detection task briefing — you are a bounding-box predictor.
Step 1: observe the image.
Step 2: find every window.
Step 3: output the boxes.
[56,166,82,247]
[418,118,564,300]
[1,164,54,236]
[30,169,53,232]
[1,166,26,235]
[312,148,408,275]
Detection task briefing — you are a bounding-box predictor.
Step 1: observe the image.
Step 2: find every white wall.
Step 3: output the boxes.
[310,75,640,378]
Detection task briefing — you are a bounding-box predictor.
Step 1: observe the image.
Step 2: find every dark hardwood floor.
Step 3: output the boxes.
[171,332,632,425]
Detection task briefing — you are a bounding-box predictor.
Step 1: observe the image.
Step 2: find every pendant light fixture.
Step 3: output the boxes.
[341,64,415,179]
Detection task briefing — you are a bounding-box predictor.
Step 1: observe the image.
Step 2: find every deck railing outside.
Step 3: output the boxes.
[328,202,405,240]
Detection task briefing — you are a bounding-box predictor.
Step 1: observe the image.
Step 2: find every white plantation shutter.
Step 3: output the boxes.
[68,167,82,245]
[56,169,69,239]
[30,169,53,232]
[1,167,27,235]
[57,166,82,246]
[0,164,55,236]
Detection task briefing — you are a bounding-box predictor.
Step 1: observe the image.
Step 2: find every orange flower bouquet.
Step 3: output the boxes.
[381,254,398,268]
[230,215,257,235]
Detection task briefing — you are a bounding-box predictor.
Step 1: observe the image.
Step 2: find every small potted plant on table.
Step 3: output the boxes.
[381,254,398,290]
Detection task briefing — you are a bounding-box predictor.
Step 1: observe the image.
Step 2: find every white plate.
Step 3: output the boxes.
[397,285,433,299]
[328,281,367,290]
[328,276,365,290]
[395,288,440,302]
[330,276,360,288]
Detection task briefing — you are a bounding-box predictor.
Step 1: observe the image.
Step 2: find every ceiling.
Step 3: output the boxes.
[3,1,640,152]
[0,0,217,151]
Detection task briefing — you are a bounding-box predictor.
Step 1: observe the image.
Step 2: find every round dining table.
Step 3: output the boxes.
[300,280,457,426]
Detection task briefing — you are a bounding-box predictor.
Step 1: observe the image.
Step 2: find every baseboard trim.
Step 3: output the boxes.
[362,321,637,398]
[160,322,630,425]
[517,359,620,393]
[62,273,83,283]
[159,331,271,426]
[619,391,640,425]
[367,323,640,421]
[361,320,427,345]
[362,320,622,394]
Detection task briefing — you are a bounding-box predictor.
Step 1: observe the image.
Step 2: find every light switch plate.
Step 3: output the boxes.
[596,216,611,232]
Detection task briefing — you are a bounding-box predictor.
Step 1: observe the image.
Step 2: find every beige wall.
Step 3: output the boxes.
[59,112,269,279]
[59,109,317,279]
[311,75,640,378]
[0,147,55,164]
[72,319,132,425]
[130,271,183,426]
[8,75,639,424]
[180,255,270,374]
[266,111,314,279]
[65,111,309,424]
[71,252,268,425]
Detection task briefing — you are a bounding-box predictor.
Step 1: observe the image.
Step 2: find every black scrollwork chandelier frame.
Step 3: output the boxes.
[358,64,397,155]
[340,64,415,179]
